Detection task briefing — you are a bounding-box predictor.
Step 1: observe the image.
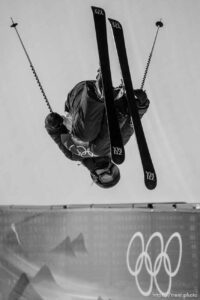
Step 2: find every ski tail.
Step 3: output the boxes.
[109,18,157,189]
[91,7,125,165]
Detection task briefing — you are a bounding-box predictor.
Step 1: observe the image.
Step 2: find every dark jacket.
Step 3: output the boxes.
[64,80,134,157]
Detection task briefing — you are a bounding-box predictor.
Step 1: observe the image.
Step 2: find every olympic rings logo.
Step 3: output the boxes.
[126,232,182,297]
[69,144,95,157]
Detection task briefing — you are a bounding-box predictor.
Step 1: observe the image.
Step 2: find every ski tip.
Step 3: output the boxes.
[91,6,105,16]
[144,171,157,190]
[108,18,122,30]
[112,155,125,165]
[145,180,157,190]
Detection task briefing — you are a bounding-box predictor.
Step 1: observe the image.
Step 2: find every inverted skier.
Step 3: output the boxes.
[45,69,150,188]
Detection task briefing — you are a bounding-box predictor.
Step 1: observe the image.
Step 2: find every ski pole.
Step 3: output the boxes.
[140,19,164,90]
[10,18,53,113]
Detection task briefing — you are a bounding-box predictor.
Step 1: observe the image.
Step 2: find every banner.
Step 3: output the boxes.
[0,205,199,300]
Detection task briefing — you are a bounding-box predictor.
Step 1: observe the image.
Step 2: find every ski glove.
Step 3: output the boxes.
[134,89,149,107]
[134,89,150,117]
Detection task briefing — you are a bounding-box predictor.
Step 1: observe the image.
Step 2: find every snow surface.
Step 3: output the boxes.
[0,0,200,204]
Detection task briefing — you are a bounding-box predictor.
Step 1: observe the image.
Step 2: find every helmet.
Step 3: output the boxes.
[45,112,63,130]
[90,162,120,188]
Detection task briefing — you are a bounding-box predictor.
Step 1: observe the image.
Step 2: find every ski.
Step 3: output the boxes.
[109,18,157,189]
[91,6,125,165]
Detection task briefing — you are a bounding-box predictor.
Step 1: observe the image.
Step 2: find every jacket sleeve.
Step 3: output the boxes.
[45,125,81,161]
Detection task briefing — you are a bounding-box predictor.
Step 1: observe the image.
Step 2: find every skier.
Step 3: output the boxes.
[45,69,150,188]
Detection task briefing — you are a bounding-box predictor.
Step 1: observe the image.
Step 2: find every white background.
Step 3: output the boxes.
[1,0,200,204]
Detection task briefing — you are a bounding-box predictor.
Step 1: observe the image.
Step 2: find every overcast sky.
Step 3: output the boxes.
[1,0,200,205]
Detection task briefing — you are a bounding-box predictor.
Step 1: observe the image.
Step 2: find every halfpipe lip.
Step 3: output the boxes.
[0,202,199,213]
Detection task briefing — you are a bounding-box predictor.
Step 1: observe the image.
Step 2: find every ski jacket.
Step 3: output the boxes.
[45,123,81,161]
[63,80,134,158]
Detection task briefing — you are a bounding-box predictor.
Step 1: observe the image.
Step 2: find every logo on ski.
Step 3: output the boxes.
[110,20,121,30]
[94,8,104,15]
[145,171,155,181]
[113,147,123,156]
